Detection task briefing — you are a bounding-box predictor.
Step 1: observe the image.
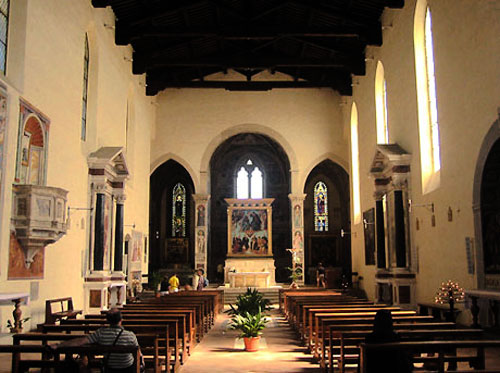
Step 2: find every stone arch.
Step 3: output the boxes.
[300,153,349,193]
[200,123,298,192]
[472,111,500,289]
[150,153,199,193]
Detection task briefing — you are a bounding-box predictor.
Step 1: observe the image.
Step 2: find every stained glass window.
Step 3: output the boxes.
[81,34,89,141]
[314,181,328,232]
[172,183,186,237]
[236,159,263,199]
[0,0,9,74]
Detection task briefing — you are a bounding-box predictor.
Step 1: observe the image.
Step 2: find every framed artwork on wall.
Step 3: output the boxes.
[225,198,274,257]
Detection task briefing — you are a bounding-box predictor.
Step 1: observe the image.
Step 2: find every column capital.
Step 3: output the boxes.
[114,194,127,204]
[192,194,211,203]
[288,193,307,203]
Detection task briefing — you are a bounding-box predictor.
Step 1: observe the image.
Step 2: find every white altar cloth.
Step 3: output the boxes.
[228,272,271,288]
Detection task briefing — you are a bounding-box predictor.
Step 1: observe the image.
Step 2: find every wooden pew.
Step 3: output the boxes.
[61,317,187,366]
[326,327,484,373]
[12,332,164,373]
[312,310,418,358]
[40,323,178,372]
[44,297,82,325]
[0,343,140,373]
[84,313,194,361]
[359,340,500,373]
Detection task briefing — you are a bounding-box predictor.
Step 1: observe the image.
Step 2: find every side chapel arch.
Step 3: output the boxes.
[473,110,500,290]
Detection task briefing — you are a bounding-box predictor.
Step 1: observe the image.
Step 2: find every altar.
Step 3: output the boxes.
[224,198,276,288]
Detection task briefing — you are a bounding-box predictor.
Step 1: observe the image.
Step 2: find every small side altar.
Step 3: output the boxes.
[224,198,276,287]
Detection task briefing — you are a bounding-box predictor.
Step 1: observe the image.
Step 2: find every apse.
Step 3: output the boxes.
[209,133,291,282]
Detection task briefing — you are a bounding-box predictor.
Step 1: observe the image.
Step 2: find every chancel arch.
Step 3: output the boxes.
[209,133,291,282]
[150,153,199,193]
[303,159,351,285]
[149,159,195,274]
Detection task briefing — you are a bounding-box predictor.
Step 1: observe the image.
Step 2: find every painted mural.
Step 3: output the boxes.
[8,232,44,279]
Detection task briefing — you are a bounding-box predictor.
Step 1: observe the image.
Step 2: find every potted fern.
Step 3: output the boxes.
[229,308,269,351]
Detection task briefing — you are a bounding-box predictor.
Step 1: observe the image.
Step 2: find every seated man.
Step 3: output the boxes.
[53,308,142,373]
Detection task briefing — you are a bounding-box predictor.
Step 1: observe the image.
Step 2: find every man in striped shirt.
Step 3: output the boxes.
[54,308,142,372]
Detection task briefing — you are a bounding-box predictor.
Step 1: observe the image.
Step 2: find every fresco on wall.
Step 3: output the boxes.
[0,86,7,199]
[15,99,50,185]
[8,232,44,279]
[129,230,143,271]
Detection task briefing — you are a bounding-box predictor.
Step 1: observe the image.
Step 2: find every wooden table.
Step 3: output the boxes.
[0,293,30,332]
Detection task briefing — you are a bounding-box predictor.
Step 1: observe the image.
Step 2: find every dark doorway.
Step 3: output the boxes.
[303,160,351,285]
[149,160,195,273]
[481,139,500,275]
[209,133,291,282]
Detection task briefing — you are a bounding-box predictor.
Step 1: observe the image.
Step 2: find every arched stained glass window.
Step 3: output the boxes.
[235,159,264,199]
[314,181,328,232]
[172,183,186,237]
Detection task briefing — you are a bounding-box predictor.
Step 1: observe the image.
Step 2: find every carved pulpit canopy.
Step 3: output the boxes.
[88,147,129,189]
[370,144,411,192]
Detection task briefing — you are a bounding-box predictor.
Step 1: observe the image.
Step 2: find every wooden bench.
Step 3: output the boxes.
[12,332,164,373]
[40,323,178,372]
[359,340,500,373]
[326,328,484,373]
[44,297,82,325]
[0,343,141,373]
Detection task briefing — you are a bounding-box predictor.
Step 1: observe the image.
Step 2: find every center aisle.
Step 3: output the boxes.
[180,307,319,372]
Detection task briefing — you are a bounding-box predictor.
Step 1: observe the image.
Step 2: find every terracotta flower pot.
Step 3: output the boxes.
[243,336,261,352]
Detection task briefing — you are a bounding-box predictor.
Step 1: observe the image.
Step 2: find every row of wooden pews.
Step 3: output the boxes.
[282,288,500,373]
[1,290,223,373]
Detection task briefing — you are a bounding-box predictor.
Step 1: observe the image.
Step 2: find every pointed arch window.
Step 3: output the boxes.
[172,183,186,237]
[351,103,361,224]
[314,181,328,232]
[375,61,389,144]
[0,0,9,74]
[81,34,90,141]
[414,1,441,192]
[236,159,264,199]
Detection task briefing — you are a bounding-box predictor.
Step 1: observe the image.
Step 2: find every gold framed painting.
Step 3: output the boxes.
[225,198,274,257]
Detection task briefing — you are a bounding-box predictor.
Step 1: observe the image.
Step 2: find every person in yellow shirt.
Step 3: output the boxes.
[168,273,180,292]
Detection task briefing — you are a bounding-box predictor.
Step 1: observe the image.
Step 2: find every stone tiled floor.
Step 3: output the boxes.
[180,308,319,372]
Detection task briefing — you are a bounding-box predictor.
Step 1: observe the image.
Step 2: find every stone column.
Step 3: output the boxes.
[193,194,210,274]
[113,195,125,273]
[93,192,105,271]
[289,194,306,285]
[393,190,407,268]
[375,197,386,269]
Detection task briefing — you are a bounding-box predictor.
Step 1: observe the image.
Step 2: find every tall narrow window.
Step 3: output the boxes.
[314,181,328,232]
[351,103,361,224]
[0,0,9,74]
[425,7,440,172]
[81,34,90,141]
[172,183,186,237]
[414,1,441,192]
[375,61,389,144]
[235,159,264,199]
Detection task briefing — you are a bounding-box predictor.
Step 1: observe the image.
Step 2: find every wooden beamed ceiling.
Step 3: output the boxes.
[92,0,404,96]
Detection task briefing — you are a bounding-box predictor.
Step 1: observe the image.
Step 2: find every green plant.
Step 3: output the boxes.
[226,288,271,316]
[7,317,30,329]
[149,271,163,292]
[229,308,269,338]
[287,266,302,282]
